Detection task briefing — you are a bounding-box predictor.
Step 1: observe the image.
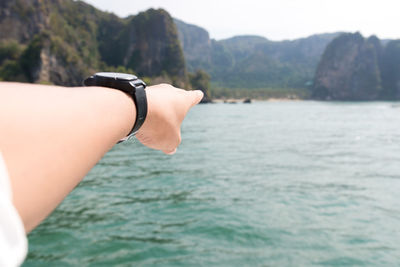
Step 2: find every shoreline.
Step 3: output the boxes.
[212,97,304,103]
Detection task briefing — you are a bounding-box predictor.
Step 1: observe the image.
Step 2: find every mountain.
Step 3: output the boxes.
[217,34,341,89]
[0,0,187,87]
[175,19,341,91]
[3,2,397,101]
[312,32,400,100]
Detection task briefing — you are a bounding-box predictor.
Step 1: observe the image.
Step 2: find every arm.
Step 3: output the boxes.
[0,82,203,232]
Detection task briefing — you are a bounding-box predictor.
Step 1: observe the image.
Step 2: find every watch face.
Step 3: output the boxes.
[95,72,137,81]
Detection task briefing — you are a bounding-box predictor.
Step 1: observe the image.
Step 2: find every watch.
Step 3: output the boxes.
[83,72,147,142]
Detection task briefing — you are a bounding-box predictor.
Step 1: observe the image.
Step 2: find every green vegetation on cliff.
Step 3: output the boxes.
[0,40,25,81]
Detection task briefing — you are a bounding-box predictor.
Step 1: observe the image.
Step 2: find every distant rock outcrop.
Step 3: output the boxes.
[312,33,383,100]
[313,32,400,101]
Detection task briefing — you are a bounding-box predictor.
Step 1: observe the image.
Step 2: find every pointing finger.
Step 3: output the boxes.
[188,90,204,108]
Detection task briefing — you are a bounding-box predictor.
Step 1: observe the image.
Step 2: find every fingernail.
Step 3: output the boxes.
[196,90,204,98]
[166,148,177,155]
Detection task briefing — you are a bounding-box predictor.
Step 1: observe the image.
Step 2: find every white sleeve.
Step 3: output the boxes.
[0,152,27,267]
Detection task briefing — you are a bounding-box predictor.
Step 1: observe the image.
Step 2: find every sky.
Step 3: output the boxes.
[84,0,400,41]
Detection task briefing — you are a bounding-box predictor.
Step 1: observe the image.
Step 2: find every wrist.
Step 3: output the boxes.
[82,86,137,142]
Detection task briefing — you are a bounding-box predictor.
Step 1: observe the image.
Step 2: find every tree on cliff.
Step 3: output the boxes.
[189,69,211,103]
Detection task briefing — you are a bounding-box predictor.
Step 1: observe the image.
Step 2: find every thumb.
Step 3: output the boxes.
[188,90,204,108]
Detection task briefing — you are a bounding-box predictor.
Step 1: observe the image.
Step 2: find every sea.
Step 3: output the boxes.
[24,101,400,266]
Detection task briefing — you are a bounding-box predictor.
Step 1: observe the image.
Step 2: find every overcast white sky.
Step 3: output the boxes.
[84,0,400,41]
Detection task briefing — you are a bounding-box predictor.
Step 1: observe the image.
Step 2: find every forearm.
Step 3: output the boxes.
[0,82,136,232]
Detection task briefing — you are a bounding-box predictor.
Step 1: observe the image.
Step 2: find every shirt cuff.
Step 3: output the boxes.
[0,152,28,267]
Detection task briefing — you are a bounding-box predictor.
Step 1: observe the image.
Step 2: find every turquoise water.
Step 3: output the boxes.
[24,101,400,266]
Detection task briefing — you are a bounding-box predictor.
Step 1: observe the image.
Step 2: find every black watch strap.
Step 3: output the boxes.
[129,81,147,135]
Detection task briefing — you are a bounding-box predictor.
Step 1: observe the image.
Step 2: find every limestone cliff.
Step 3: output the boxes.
[380,40,400,99]
[126,10,187,87]
[0,0,187,86]
[0,0,48,43]
[174,19,212,72]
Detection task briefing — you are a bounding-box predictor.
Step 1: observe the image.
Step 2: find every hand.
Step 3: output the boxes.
[135,84,203,155]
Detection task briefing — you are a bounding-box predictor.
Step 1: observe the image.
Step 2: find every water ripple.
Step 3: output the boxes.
[25,102,400,267]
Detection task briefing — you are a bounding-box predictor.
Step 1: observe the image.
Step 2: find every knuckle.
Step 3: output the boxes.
[160,83,172,88]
